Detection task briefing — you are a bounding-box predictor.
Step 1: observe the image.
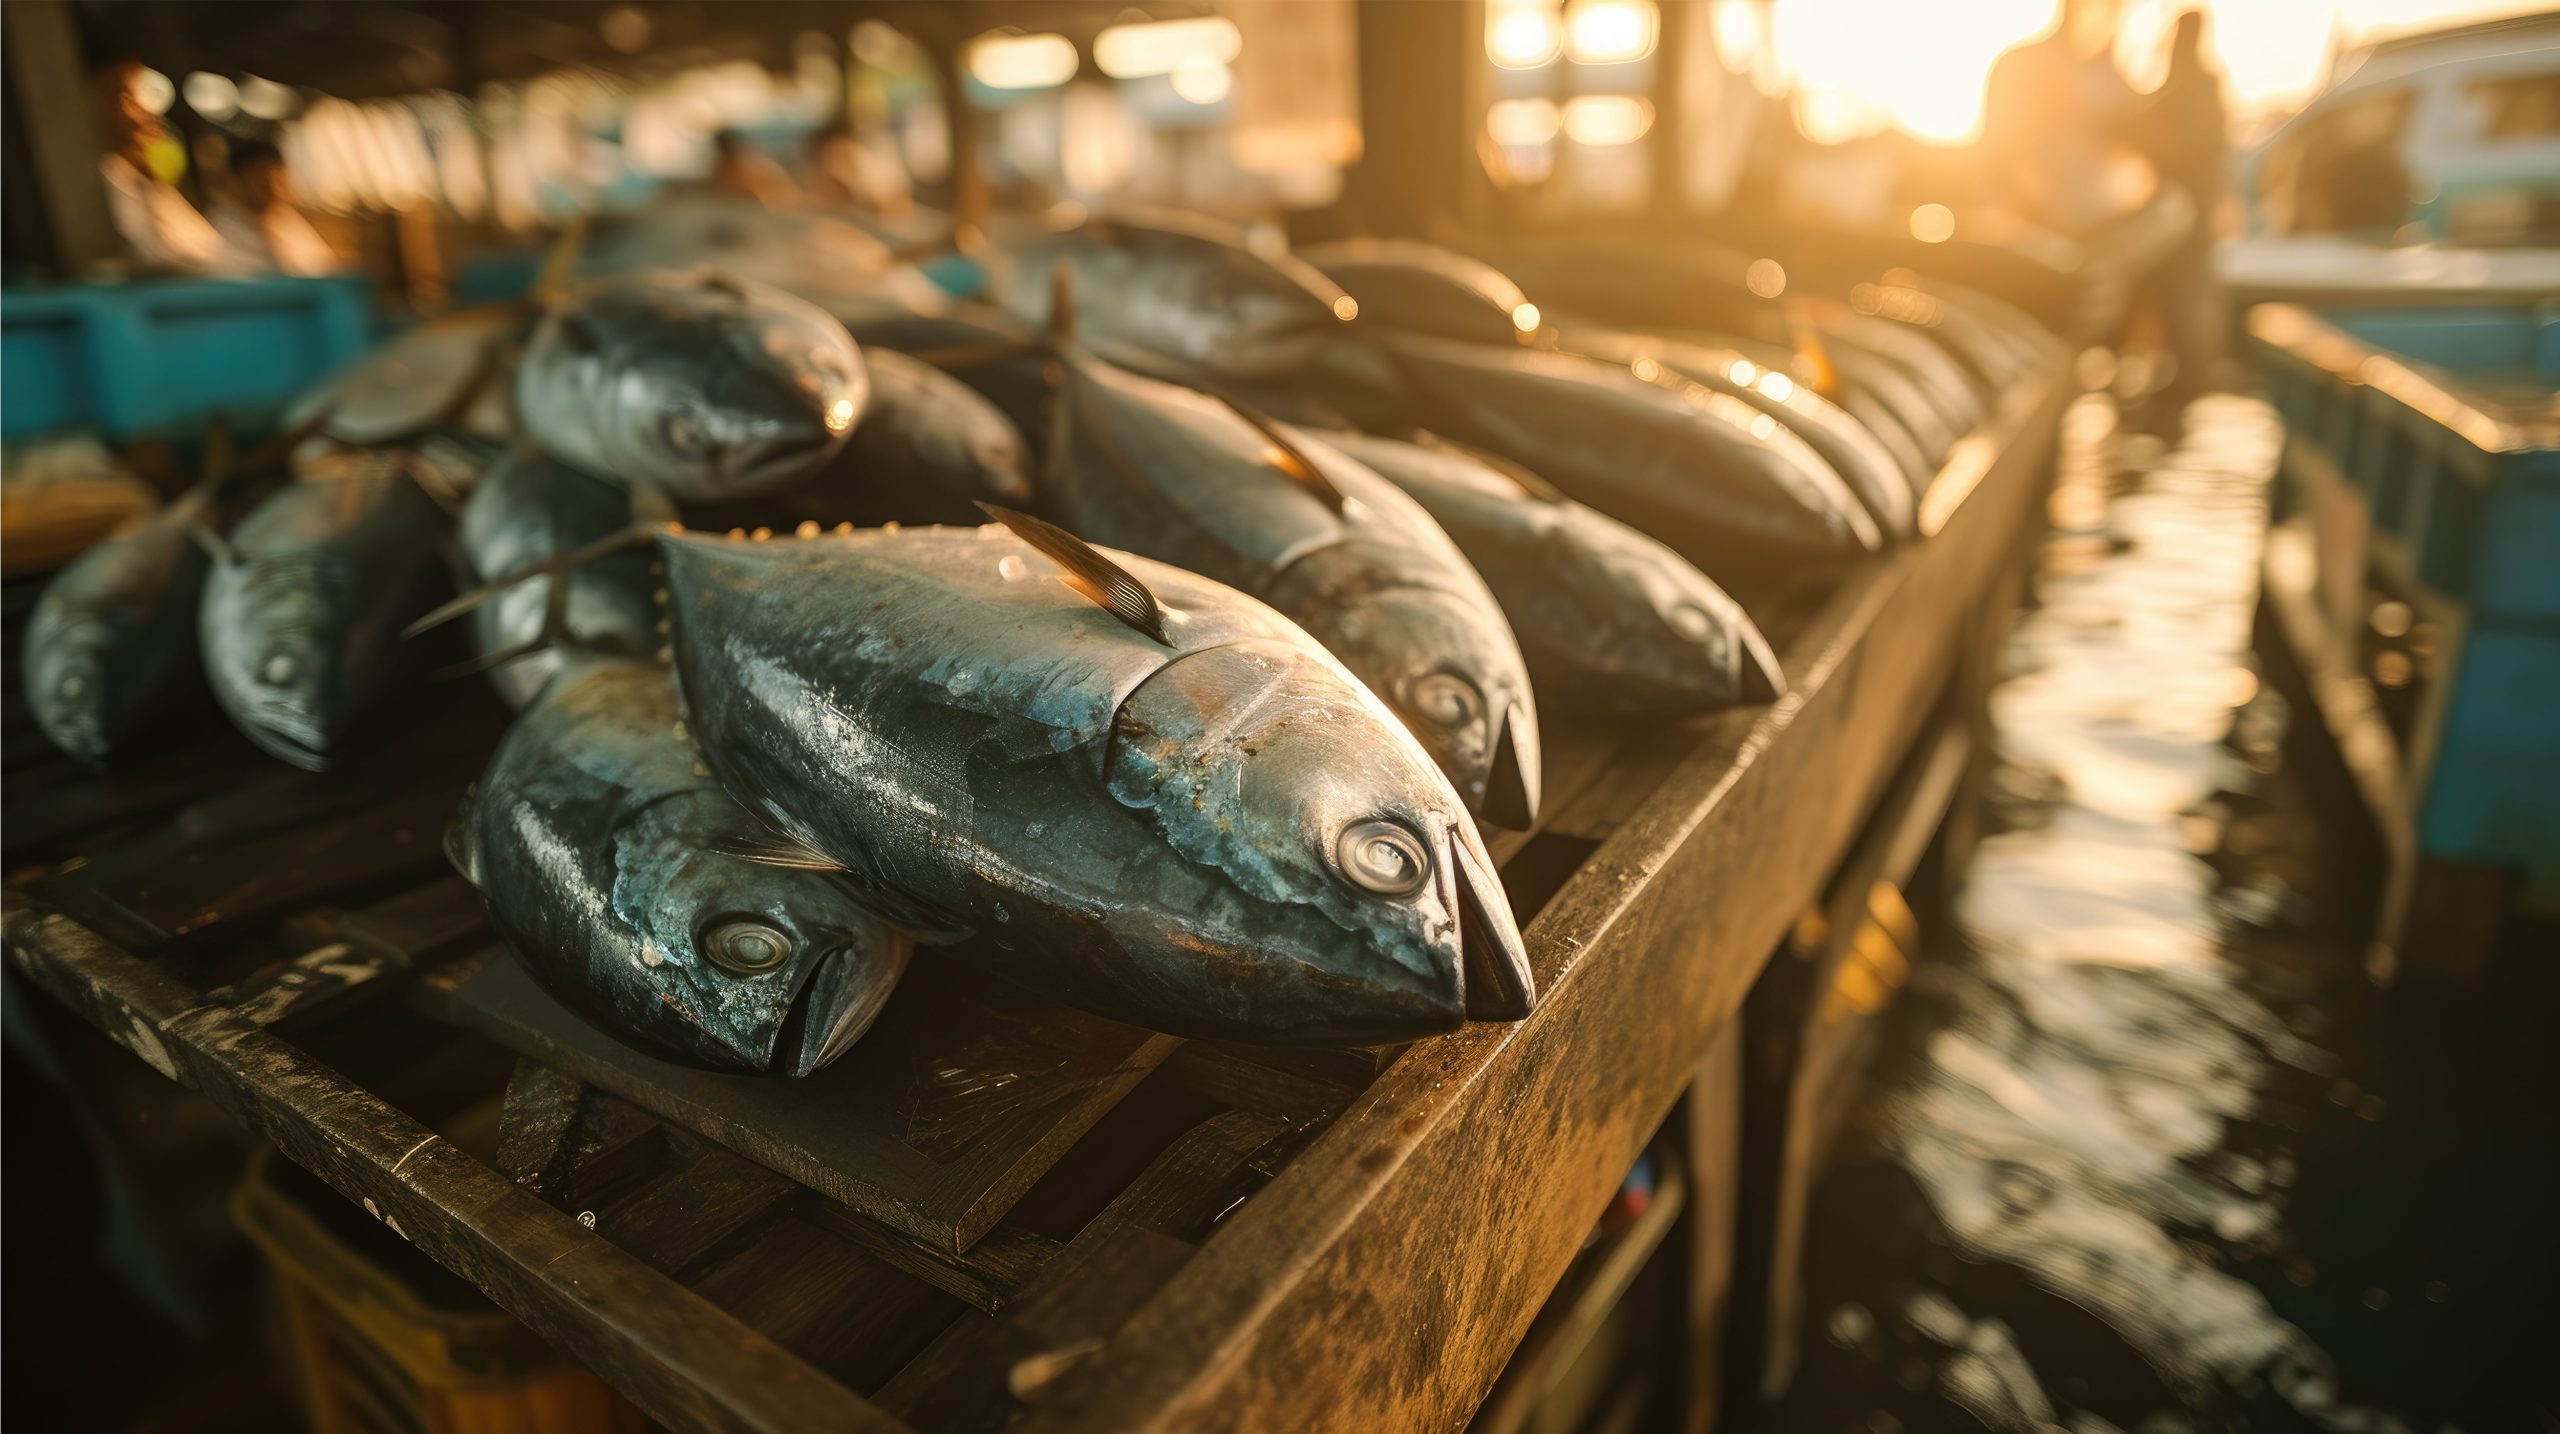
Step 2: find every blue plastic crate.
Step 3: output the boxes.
[2249,300,2560,902]
[3,274,375,443]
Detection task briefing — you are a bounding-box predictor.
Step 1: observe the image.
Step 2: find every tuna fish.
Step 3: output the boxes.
[451,653,910,1075]
[649,517,1534,1045]
[199,465,449,769]
[979,206,1356,381]
[1559,328,1917,538]
[24,415,329,764]
[515,269,867,502]
[454,448,677,708]
[1370,333,1882,569]
[1299,237,1544,347]
[285,305,526,458]
[22,481,239,764]
[1035,310,1542,825]
[1310,429,1784,715]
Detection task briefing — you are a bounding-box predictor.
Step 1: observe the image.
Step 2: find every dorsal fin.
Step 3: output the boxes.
[1210,390,1346,512]
[975,503,1170,646]
[1411,429,1569,505]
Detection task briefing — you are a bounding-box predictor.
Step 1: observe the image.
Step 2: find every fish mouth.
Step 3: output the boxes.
[738,429,840,489]
[1478,701,1541,829]
[1735,625,1786,704]
[1449,829,1534,1021]
[770,943,899,1077]
[239,713,334,772]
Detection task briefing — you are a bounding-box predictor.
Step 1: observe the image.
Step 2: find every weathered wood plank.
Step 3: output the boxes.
[425,948,1182,1254]
[595,1136,802,1282]
[689,1214,968,1393]
[1473,1149,1690,1434]
[1,894,907,1434]
[880,1110,1294,1428]
[204,939,407,1031]
[802,1202,1060,1315]
[41,735,489,949]
[1023,361,2071,1434]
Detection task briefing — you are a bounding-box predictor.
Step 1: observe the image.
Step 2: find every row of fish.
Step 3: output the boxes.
[21,201,2055,1072]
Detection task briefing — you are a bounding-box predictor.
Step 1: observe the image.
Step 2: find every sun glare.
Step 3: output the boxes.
[1768,0,2557,146]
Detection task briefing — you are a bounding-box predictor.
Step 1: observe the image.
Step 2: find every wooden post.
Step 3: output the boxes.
[3,0,122,276]
[1348,0,1483,240]
[1678,1020,1744,1434]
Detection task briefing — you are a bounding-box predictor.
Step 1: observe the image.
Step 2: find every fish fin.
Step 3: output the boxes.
[444,784,483,885]
[390,449,469,514]
[427,330,512,431]
[1783,305,1842,398]
[434,636,548,681]
[434,557,571,678]
[185,523,240,568]
[974,503,1171,646]
[1209,391,1346,512]
[704,832,847,872]
[530,215,588,307]
[406,523,666,639]
[1411,430,1570,506]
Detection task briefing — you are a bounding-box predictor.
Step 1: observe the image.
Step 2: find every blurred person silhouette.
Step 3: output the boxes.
[707,128,796,205]
[803,122,914,219]
[2132,10,2233,426]
[1981,0,2138,236]
[93,59,254,275]
[208,140,342,277]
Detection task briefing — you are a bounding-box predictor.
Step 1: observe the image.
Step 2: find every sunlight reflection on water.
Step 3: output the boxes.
[1855,395,2415,1432]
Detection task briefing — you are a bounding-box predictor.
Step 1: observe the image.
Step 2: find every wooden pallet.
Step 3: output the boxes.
[4,356,2069,1433]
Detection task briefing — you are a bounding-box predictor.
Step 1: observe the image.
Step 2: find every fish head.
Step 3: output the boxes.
[537,271,867,499]
[22,611,124,763]
[1583,533,1784,705]
[1110,638,1534,1038]
[618,794,910,1076]
[202,558,351,768]
[1295,581,1543,827]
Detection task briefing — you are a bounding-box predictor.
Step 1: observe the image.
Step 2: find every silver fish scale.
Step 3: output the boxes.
[458,654,909,1075]
[655,525,1511,1044]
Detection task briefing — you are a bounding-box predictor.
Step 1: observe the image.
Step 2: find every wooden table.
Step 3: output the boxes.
[4,355,2070,1434]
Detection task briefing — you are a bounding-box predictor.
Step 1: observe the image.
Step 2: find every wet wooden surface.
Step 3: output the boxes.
[426,948,1183,1253]
[2,352,2069,1433]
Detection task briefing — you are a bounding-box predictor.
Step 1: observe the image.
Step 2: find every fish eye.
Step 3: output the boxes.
[1666,604,1718,643]
[1408,672,1483,729]
[1337,818,1433,899]
[701,917,794,974]
[259,650,299,687]
[661,405,709,457]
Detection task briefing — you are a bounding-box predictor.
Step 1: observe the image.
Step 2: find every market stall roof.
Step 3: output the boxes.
[73,0,1212,99]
